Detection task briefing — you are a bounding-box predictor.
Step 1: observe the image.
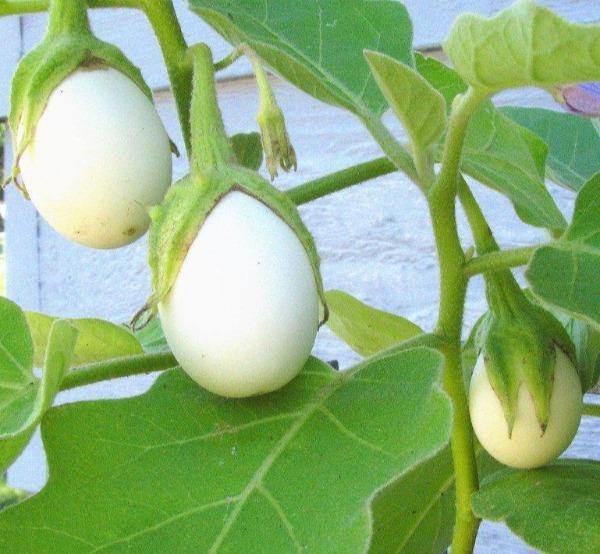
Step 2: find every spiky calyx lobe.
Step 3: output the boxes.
[9,0,154,184]
[476,270,577,435]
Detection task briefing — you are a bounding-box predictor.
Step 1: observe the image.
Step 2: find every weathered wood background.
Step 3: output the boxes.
[1,1,599,552]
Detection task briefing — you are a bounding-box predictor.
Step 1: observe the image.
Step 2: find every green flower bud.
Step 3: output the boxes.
[257,101,297,180]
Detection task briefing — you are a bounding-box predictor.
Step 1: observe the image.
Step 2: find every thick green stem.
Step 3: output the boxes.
[429,187,478,552]
[464,246,537,277]
[457,176,529,317]
[287,157,395,205]
[46,0,90,36]
[429,87,486,554]
[189,43,236,173]
[0,0,138,15]
[60,352,178,391]
[139,0,192,155]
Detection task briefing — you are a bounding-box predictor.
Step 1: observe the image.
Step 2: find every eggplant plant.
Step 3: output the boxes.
[0,0,599,552]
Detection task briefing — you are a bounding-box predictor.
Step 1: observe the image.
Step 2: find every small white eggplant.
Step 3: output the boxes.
[158,191,320,398]
[470,347,583,469]
[19,67,172,249]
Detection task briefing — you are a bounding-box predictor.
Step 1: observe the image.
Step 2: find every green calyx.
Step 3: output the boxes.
[8,0,153,188]
[135,43,326,327]
[476,269,576,435]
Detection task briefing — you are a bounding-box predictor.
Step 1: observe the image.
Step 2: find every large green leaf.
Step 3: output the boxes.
[444,0,600,92]
[189,0,413,118]
[502,107,600,193]
[417,55,566,232]
[527,172,600,329]
[364,50,446,150]
[325,290,422,357]
[370,445,500,553]
[0,351,452,552]
[25,312,143,367]
[472,460,600,554]
[0,299,78,440]
[0,298,78,478]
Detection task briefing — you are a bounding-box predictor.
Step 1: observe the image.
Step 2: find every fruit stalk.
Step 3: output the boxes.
[139,0,192,154]
[188,43,237,173]
[46,0,90,36]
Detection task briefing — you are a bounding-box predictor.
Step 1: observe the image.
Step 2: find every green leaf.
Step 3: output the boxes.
[555,314,600,392]
[325,290,422,357]
[189,0,414,118]
[417,54,566,231]
[0,351,452,552]
[1,300,77,440]
[231,132,263,171]
[370,445,500,553]
[25,312,143,367]
[502,107,600,192]
[472,460,600,554]
[364,50,446,149]
[0,430,35,476]
[527,172,600,330]
[443,0,600,92]
[134,317,169,353]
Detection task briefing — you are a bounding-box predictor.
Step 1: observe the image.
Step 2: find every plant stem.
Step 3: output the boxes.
[361,114,420,185]
[139,0,192,155]
[189,43,237,173]
[60,352,178,391]
[464,246,537,277]
[214,48,243,72]
[429,87,485,554]
[0,0,138,15]
[46,0,90,36]
[583,402,600,418]
[287,157,395,205]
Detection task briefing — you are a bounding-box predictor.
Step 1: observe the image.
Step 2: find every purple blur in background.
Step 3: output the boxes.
[555,82,600,117]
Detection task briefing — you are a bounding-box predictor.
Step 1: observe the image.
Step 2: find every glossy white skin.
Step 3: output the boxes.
[20,67,172,249]
[470,347,583,469]
[159,191,320,398]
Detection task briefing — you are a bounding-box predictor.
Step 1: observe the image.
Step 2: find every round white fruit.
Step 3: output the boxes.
[159,191,320,398]
[469,347,582,469]
[20,66,172,249]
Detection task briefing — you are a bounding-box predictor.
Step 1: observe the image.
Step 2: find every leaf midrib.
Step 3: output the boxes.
[208,369,341,552]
